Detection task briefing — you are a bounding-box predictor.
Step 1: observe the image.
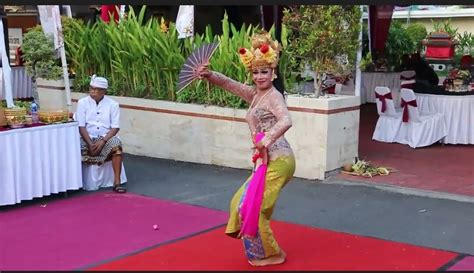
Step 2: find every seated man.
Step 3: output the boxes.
[75,75,126,193]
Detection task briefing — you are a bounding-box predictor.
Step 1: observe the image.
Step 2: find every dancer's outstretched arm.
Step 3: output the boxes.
[197,64,255,103]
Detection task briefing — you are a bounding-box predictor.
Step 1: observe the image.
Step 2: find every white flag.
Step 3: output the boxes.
[176,5,194,39]
[0,20,14,108]
[38,5,71,110]
[37,5,64,52]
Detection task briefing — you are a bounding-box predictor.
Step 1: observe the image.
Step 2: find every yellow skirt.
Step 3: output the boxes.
[225,155,296,260]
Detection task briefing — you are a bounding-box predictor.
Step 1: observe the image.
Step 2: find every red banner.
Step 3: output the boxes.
[368,5,394,55]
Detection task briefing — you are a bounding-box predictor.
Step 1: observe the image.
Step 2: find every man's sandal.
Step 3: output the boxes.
[113,185,127,193]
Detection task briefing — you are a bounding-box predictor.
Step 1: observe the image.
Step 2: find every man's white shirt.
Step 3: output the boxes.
[76,96,120,138]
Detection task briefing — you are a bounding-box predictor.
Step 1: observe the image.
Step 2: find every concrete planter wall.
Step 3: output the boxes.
[37,78,73,110]
[38,80,360,180]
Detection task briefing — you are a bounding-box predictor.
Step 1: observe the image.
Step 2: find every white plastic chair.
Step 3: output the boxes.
[73,113,127,190]
[398,88,447,148]
[372,86,404,143]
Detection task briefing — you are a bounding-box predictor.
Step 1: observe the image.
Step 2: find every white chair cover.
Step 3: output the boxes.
[372,86,404,143]
[82,162,127,191]
[398,88,447,148]
[400,70,416,89]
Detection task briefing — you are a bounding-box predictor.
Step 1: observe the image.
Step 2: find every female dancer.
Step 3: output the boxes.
[197,32,295,266]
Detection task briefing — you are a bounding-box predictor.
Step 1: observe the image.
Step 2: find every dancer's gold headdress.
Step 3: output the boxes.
[238,32,281,70]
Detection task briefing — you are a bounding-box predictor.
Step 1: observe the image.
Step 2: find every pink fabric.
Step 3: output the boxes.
[240,132,267,237]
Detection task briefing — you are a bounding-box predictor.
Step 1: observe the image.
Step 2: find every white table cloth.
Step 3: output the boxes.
[0,66,33,100]
[0,122,83,206]
[361,72,401,104]
[415,93,474,145]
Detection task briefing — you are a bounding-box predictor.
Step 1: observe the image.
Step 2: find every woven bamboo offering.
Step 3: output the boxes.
[39,110,69,124]
[0,106,6,127]
[4,108,27,128]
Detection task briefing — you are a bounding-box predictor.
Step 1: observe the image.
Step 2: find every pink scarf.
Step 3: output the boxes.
[239,132,267,237]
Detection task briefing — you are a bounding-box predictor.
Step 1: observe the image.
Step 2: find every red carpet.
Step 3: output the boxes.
[0,192,228,270]
[89,220,457,271]
[338,103,474,197]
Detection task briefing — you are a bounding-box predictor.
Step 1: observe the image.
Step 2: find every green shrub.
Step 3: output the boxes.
[385,21,415,70]
[283,5,361,97]
[21,25,63,105]
[406,23,427,53]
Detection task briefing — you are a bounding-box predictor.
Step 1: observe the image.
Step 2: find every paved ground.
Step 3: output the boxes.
[120,153,474,255]
[345,103,474,197]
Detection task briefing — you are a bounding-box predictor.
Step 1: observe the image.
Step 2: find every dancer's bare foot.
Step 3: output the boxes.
[248,250,286,266]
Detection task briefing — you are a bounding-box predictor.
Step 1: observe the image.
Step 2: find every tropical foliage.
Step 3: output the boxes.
[431,19,458,38]
[456,31,474,55]
[385,21,417,69]
[361,21,428,71]
[405,23,428,53]
[61,6,295,109]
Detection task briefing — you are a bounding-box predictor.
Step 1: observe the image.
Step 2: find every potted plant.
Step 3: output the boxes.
[282,5,362,97]
[457,31,474,55]
[21,26,62,109]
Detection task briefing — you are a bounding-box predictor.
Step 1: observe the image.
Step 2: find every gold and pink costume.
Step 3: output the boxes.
[208,71,296,260]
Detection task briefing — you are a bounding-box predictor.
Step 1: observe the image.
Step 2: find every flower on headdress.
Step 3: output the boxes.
[238,47,254,69]
[260,44,269,54]
[260,46,276,64]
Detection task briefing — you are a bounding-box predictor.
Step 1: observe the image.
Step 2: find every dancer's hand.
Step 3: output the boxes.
[197,62,212,79]
[255,140,264,150]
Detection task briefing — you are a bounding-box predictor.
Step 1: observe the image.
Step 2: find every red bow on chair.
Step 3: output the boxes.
[375,92,393,113]
[400,98,417,122]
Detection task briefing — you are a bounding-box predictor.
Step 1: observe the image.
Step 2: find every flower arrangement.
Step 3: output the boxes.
[448,68,471,82]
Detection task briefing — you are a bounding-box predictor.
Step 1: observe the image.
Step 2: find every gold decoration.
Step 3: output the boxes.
[238,32,281,70]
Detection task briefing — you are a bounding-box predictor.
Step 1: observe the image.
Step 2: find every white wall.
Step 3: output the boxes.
[38,81,360,180]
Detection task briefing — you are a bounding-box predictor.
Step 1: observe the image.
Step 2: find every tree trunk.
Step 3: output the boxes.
[31,63,40,110]
[313,72,325,98]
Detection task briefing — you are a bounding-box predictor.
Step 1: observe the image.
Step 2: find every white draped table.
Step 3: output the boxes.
[361,72,401,104]
[0,66,33,100]
[415,93,474,145]
[0,122,83,206]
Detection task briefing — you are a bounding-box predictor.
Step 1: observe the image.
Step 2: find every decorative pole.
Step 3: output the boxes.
[355,5,364,99]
